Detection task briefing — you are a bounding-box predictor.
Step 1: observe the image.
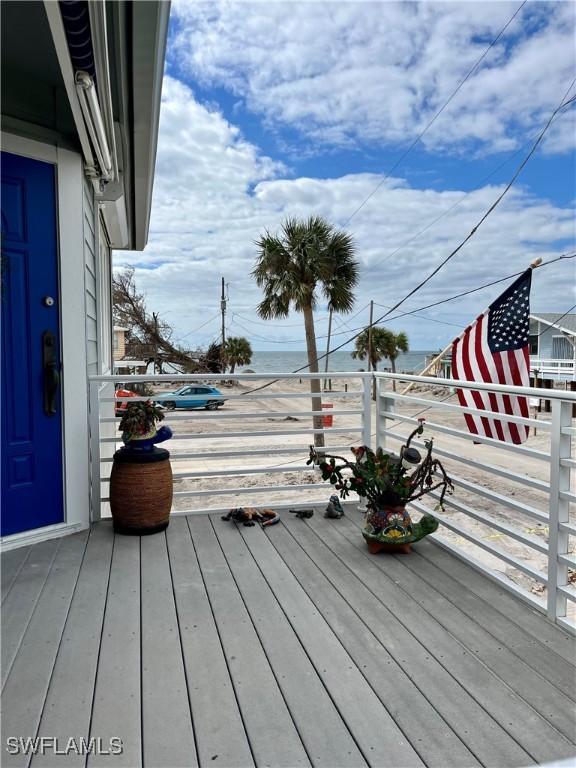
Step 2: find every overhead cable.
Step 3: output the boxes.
[342,0,528,226]
[241,252,575,393]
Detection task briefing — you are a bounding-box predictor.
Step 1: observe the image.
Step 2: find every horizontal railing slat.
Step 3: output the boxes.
[100,445,349,464]
[380,393,551,430]
[380,413,550,461]
[424,493,548,553]
[383,430,550,494]
[100,464,315,481]
[102,391,362,404]
[438,474,548,523]
[412,501,547,583]
[100,427,361,444]
[101,408,362,423]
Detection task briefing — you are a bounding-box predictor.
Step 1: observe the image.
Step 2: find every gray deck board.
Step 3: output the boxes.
[31,524,113,767]
[1,539,60,689]
[341,515,576,732]
[214,518,368,768]
[166,517,254,768]
[277,515,529,768]
[308,514,576,763]
[1,532,88,768]
[88,533,141,768]
[239,521,425,768]
[409,546,575,700]
[187,515,310,768]
[1,545,31,602]
[418,538,576,663]
[140,532,197,768]
[1,514,574,768]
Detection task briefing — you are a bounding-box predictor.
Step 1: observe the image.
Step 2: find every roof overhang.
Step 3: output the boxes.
[42,0,169,250]
[530,314,576,338]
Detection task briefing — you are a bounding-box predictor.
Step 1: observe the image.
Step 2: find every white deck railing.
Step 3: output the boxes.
[530,357,576,380]
[88,371,575,633]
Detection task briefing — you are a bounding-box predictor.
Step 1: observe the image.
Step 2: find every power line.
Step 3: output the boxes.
[231,312,331,329]
[241,252,575,394]
[242,84,576,376]
[342,0,528,227]
[369,253,575,329]
[373,302,463,328]
[536,304,576,336]
[174,312,220,343]
[366,84,576,328]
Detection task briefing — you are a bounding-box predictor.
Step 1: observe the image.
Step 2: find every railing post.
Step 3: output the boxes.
[89,380,102,522]
[375,377,395,452]
[362,376,372,449]
[547,398,571,621]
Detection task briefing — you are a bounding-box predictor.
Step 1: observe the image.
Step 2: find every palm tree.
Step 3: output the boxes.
[225,336,253,374]
[382,330,409,390]
[352,327,390,371]
[253,216,359,448]
[352,327,409,395]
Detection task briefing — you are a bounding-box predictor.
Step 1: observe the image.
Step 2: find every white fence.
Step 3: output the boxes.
[88,371,575,633]
[530,357,576,380]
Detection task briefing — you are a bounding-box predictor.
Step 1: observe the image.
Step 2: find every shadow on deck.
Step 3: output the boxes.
[1,511,575,767]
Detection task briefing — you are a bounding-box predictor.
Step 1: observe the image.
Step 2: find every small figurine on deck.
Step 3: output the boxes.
[324,494,345,519]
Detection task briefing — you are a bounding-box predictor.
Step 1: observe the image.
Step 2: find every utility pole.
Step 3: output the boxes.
[323,307,333,391]
[221,277,227,373]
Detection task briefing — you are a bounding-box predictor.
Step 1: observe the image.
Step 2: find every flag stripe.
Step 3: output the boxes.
[451,269,531,445]
[478,317,512,443]
[453,334,484,436]
[467,317,495,438]
[476,315,508,442]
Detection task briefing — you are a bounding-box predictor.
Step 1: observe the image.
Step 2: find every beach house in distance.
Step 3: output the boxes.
[1,1,169,545]
[431,313,576,387]
[529,313,576,381]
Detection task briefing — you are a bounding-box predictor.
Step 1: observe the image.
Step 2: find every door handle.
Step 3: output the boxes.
[42,330,60,416]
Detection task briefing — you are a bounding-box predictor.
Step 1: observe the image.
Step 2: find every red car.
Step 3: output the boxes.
[115,386,137,417]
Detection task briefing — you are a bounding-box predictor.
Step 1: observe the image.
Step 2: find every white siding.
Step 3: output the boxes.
[83,180,99,376]
[97,213,113,374]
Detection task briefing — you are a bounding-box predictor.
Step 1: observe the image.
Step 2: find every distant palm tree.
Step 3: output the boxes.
[382,331,409,389]
[225,336,253,374]
[352,327,390,372]
[253,216,359,448]
[352,327,409,395]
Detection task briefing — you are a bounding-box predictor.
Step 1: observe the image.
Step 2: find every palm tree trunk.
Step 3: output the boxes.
[303,303,325,449]
[230,361,236,374]
[390,357,397,392]
[372,363,377,401]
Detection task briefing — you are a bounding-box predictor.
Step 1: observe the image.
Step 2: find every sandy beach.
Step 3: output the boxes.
[132,375,575,605]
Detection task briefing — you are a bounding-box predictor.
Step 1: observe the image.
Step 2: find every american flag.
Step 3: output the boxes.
[452,269,532,445]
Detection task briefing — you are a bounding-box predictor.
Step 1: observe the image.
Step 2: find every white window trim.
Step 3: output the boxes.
[552,334,575,360]
[1,132,90,547]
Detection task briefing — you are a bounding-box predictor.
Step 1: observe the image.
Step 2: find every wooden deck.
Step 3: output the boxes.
[1,512,575,768]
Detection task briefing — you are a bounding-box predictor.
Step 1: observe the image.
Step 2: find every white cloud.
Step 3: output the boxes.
[170,0,576,156]
[115,76,575,352]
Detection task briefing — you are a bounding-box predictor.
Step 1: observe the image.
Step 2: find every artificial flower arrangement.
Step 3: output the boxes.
[308,419,453,553]
[118,400,172,450]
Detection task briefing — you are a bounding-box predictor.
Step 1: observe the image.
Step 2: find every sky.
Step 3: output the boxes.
[114,0,576,353]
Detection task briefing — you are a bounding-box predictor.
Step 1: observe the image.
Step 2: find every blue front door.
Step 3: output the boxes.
[1,151,64,536]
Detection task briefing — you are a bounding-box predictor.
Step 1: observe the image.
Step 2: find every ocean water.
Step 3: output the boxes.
[239,350,435,374]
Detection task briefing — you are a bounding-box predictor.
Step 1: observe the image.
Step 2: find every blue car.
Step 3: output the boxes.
[155,385,226,411]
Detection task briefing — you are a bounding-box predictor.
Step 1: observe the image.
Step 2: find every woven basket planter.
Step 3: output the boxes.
[109,447,173,535]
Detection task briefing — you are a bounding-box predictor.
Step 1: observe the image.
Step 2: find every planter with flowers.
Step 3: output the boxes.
[109,400,173,535]
[309,420,453,553]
